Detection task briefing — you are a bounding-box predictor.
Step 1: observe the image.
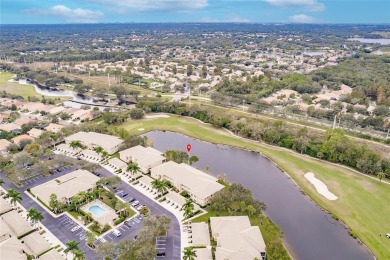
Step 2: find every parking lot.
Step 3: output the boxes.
[57,215,88,242]
[21,165,74,188]
[155,236,167,258]
[96,215,144,245]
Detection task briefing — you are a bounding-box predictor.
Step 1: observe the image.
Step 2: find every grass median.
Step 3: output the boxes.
[119,115,390,259]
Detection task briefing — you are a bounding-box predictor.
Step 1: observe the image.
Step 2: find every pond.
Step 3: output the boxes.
[144,131,373,260]
[347,38,390,45]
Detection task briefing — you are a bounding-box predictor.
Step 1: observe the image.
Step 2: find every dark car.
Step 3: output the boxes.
[128,197,135,202]
[121,193,128,197]
[124,221,133,227]
[156,251,165,256]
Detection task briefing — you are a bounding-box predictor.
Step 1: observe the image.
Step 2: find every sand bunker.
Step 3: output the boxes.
[137,128,145,131]
[304,172,338,200]
[145,114,170,119]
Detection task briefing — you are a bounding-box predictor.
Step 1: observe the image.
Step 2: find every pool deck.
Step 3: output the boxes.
[81,199,117,226]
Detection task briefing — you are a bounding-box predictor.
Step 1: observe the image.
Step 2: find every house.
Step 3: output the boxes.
[210,216,266,260]
[0,197,12,216]
[27,128,44,138]
[30,169,100,206]
[0,123,22,134]
[55,143,82,155]
[14,117,35,126]
[0,235,28,260]
[0,139,12,155]
[1,210,34,237]
[194,248,213,260]
[39,248,66,260]
[107,158,127,172]
[65,131,124,155]
[22,232,51,257]
[11,134,34,145]
[44,123,65,133]
[151,161,224,206]
[119,145,165,173]
[190,222,211,247]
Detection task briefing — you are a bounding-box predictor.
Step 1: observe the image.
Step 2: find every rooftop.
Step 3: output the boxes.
[0,235,27,260]
[151,161,224,201]
[119,145,165,171]
[0,197,12,215]
[30,169,100,206]
[22,231,51,257]
[65,131,123,154]
[0,139,11,151]
[191,222,211,247]
[1,210,33,237]
[210,216,266,260]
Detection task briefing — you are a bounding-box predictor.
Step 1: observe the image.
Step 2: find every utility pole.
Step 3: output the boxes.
[332,114,337,130]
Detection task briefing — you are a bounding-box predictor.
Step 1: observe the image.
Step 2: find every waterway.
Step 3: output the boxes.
[144,130,373,260]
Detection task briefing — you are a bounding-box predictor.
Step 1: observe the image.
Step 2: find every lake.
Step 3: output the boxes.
[144,131,373,260]
[347,38,390,45]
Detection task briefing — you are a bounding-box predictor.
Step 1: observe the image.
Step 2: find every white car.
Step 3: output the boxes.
[131,201,140,207]
[71,226,81,232]
[112,229,121,237]
[99,237,107,243]
[136,205,144,211]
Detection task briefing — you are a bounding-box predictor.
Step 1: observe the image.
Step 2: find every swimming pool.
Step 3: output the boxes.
[89,205,105,218]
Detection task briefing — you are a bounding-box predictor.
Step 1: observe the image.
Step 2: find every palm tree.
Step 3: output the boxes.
[183,247,197,260]
[101,150,109,159]
[115,200,127,216]
[0,178,4,186]
[7,188,22,208]
[69,140,84,150]
[65,240,80,258]
[127,162,140,177]
[152,178,169,197]
[182,198,195,219]
[84,231,96,247]
[71,195,81,213]
[27,208,44,230]
[73,249,85,260]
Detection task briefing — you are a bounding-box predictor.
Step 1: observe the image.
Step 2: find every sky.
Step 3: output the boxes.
[1,0,390,24]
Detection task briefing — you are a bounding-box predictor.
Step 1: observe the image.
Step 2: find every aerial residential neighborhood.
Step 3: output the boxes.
[1,1,390,259]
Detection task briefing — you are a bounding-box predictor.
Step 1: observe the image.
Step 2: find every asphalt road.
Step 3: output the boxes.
[0,163,181,260]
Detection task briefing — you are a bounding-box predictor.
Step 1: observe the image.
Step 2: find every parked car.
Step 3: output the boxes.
[156,251,166,256]
[128,197,136,202]
[121,193,128,197]
[99,237,107,243]
[112,229,121,237]
[124,221,133,227]
[131,200,139,207]
[136,205,144,211]
[71,226,81,232]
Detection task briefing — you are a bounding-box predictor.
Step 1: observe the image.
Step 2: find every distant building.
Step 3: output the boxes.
[119,145,165,173]
[1,210,34,237]
[11,134,34,145]
[0,139,11,155]
[64,131,124,155]
[151,161,224,206]
[44,123,65,133]
[27,128,44,138]
[210,216,266,260]
[0,123,22,134]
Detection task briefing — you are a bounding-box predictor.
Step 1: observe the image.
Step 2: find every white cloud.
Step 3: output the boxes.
[90,0,208,12]
[201,15,250,23]
[264,0,325,12]
[23,5,104,23]
[289,14,319,23]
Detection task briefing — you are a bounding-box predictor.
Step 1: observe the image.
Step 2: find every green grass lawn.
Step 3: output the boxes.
[120,115,390,259]
[0,71,67,102]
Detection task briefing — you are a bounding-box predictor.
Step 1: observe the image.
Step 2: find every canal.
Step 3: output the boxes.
[144,130,373,260]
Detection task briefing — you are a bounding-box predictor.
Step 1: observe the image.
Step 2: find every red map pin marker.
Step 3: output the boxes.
[187,144,192,152]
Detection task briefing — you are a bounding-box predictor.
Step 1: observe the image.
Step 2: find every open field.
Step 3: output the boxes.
[0,71,66,102]
[120,115,390,259]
